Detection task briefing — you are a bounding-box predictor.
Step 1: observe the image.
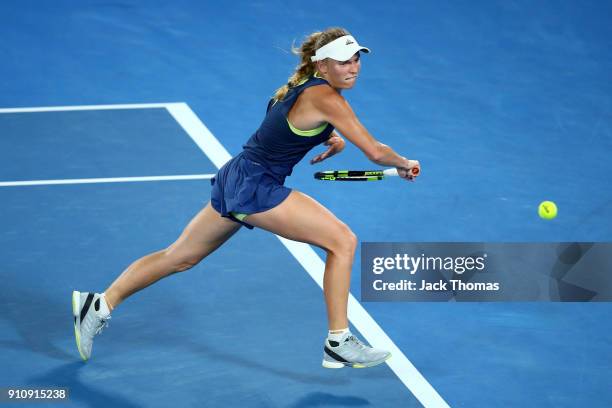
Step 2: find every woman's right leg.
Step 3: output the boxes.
[104,202,241,309]
[74,202,240,360]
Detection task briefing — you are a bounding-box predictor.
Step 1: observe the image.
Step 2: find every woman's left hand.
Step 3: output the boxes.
[310,135,346,164]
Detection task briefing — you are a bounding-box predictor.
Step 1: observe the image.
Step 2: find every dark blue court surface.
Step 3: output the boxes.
[1,1,611,407]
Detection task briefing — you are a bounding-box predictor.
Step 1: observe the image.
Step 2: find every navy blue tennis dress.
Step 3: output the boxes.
[210,75,335,229]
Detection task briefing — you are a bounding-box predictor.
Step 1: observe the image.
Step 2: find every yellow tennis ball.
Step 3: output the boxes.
[538,201,557,220]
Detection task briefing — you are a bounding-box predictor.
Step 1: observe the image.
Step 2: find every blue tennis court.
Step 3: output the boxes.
[1,1,611,407]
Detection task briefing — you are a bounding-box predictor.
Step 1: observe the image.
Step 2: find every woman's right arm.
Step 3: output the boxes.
[310,86,420,178]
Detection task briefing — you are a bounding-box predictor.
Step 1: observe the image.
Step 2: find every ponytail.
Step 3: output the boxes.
[273,27,350,101]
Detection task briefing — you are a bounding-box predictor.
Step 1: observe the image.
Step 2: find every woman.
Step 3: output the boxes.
[73,27,420,369]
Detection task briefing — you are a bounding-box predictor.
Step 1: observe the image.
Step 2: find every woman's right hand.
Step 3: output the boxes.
[398,160,420,181]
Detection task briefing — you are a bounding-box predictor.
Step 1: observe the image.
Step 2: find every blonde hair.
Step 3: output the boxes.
[273,27,350,101]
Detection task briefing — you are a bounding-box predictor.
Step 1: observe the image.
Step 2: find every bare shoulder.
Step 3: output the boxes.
[303,85,352,116]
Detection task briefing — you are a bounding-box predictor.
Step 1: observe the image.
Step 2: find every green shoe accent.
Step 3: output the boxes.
[72,291,87,361]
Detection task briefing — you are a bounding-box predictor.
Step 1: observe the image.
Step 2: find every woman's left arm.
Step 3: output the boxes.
[310,131,345,164]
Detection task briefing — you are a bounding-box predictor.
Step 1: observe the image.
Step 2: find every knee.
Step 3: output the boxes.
[346,228,358,254]
[163,247,204,272]
[175,258,200,272]
[329,224,358,257]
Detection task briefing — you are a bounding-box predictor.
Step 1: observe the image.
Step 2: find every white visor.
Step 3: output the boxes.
[310,35,370,62]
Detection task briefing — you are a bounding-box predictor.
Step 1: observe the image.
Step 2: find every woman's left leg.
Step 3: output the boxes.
[244,190,357,331]
[245,190,391,368]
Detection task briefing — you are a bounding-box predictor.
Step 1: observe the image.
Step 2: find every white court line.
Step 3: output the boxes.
[0,103,173,113]
[0,102,449,407]
[0,103,218,188]
[165,103,231,169]
[0,174,215,187]
[173,103,450,408]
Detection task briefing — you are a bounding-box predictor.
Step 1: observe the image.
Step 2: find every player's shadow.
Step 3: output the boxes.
[106,292,358,386]
[162,336,355,386]
[289,392,371,407]
[26,362,143,408]
[0,278,385,388]
[0,282,73,361]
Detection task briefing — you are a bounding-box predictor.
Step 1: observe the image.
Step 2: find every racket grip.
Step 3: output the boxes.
[383,168,399,177]
[383,167,420,177]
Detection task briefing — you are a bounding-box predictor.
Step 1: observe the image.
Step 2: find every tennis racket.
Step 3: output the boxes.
[314,167,419,181]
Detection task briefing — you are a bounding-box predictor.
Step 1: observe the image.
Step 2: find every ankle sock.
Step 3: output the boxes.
[98,293,112,317]
[327,328,350,346]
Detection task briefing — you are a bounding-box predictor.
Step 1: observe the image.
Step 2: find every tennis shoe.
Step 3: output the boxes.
[72,291,111,361]
[322,332,391,368]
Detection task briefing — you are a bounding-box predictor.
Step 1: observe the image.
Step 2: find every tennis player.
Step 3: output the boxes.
[73,27,420,368]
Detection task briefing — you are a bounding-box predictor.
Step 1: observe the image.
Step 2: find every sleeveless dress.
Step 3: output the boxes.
[210,75,336,229]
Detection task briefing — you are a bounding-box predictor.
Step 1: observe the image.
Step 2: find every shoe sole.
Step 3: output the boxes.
[322,353,392,369]
[72,291,88,361]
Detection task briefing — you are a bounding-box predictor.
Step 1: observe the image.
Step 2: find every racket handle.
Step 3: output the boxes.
[383,168,399,177]
[383,167,420,177]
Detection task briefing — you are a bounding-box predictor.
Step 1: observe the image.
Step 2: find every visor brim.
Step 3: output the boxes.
[328,46,370,62]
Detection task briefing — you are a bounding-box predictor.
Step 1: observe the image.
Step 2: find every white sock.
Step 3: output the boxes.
[328,328,350,343]
[98,293,111,317]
